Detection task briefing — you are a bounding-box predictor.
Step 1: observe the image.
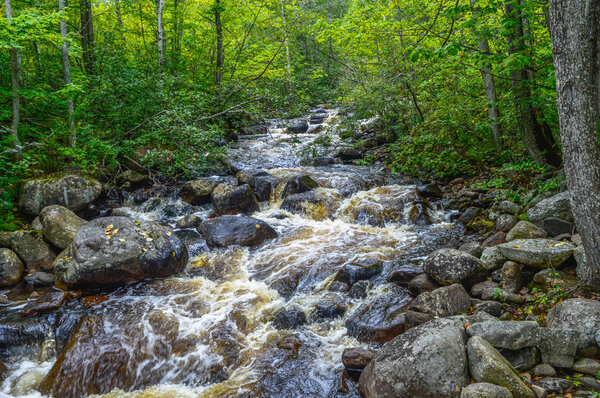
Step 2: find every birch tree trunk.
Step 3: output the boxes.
[214,0,224,85]
[156,0,165,68]
[5,0,22,160]
[59,0,76,146]
[80,0,95,74]
[549,0,600,286]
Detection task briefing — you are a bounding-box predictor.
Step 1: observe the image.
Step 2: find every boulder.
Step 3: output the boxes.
[342,348,376,370]
[533,364,556,378]
[312,156,335,166]
[359,317,470,398]
[335,259,383,286]
[19,291,69,317]
[180,179,217,205]
[480,247,507,271]
[416,183,443,199]
[499,261,522,293]
[527,191,571,223]
[409,283,472,317]
[459,242,484,258]
[540,218,573,237]
[10,230,55,270]
[0,231,12,248]
[573,358,600,376]
[471,281,499,297]
[211,183,259,215]
[312,294,347,320]
[39,205,87,249]
[287,120,309,134]
[499,201,521,215]
[408,273,439,295]
[175,215,203,229]
[54,217,188,289]
[0,248,24,286]
[483,232,507,247]
[467,336,535,398]
[423,249,486,288]
[271,307,307,330]
[236,169,274,202]
[460,383,513,398]
[500,346,540,371]
[473,301,503,318]
[466,321,541,350]
[281,189,340,221]
[349,280,372,299]
[532,378,572,395]
[497,239,575,268]
[496,214,518,233]
[198,215,277,248]
[279,175,319,200]
[538,327,578,368]
[506,221,548,242]
[532,269,578,290]
[23,271,55,287]
[546,298,600,356]
[335,148,363,161]
[19,174,102,215]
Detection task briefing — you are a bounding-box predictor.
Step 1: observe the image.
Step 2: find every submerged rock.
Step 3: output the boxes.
[281,189,340,220]
[280,175,319,200]
[198,215,277,248]
[19,291,69,317]
[271,307,307,330]
[39,205,87,249]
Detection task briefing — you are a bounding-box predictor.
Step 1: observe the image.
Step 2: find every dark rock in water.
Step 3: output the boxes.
[211,183,259,215]
[0,248,24,286]
[0,312,52,350]
[173,229,207,258]
[309,113,328,124]
[312,295,347,320]
[20,291,69,317]
[546,298,600,356]
[180,179,217,205]
[236,169,274,202]
[10,230,56,271]
[348,280,371,299]
[175,214,203,229]
[335,148,363,161]
[423,249,486,289]
[386,268,422,284]
[24,271,55,287]
[408,273,439,295]
[39,205,87,249]
[281,190,340,220]
[19,174,102,215]
[335,259,382,286]
[312,157,335,166]
[272,307,307,330]
[287,120,309,134]
[198,215,277,248]
[416,183,443,199]
[54,216,188,290]
[280,175,319,200]
[409,284,472,317]
[241,124,268,135]
[407,202,432,225]
[328,281,350,292]
[342,348,376,370]
[540,217,574,237]
[359,317,470,398]
[346,289,417,343]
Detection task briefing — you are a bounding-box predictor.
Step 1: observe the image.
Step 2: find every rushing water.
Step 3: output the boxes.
[0,110,463,398]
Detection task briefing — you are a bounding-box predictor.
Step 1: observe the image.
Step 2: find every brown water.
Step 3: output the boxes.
[0,110,462,398]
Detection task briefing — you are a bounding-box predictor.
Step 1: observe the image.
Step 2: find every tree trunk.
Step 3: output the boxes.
[549,0,600,285]
[5,0,22,160]
[115,0,125,42]
[471,0,502,151]
[156,0,165,68]
[80,0,95,74]
[59,0,76,146]
[214,0,224,85]
[506,0,561,166]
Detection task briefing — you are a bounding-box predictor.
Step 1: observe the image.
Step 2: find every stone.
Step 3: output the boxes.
[579,376,600,392]
[480,288,525,304]
[533,364,556,378]
[175,215,203,229]
[236,169,274,202]
[500,261,522,293]
[312,294,347,319]
[410,283,472,317]
[532,269,578,290]
[335,148,363,161]
[39,205,87,249]
[287,120,309,134]
[271,307,307,330]
[10,230,55,270]
[459,242,484,258]
[116,170,150,189]
[19,174,102,215]
[198,215,277,248]
[473,301,503,317]
[467,336,535,398]
[312,156,335,166]
[461,383,513,398]
[572,358,600,376]
[180,179,217,205]
[54,216,188,289]
[530,385,546,398]
[0,231,12,248]
[211,184,259,215]
[538,328,579,368]
[423,249,486,288]
[342,348,376,370]
[527,191,571,223]
[471,281,499,297]
[280,175,319,200]
[416,183,443,199]
[499,201,521,215]
[30,217,42,230]
[500,347,540,371]
[540,218,573,237]
[408,273,439,295]
[496,214,518,232]
[546,298,600,356]
[348,280,371,299]
[335,259,382,286]
[497,239,575,268]
[0,248,24,286]
[466,321,541,350]
[483,232,507,247]
[386,268,422,283]
[24,271,55,287]
[506,221,548,242]
[532,378,572,395]
[480,247,507,271]
[280,189,340,221]
[359,317,470,398]
[19,291,69,317]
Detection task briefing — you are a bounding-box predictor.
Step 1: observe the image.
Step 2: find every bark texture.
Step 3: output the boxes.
[549,0,600,285]
[59,0,76,146]
[215,0,224,85]
[5,0,23,160]
[156,0,165,68]
[80,0,95,74]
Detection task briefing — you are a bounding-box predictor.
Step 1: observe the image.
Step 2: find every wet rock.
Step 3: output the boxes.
[342,348,376,370]
[346,290,417,343]
[175,214,203,229]
[211,183,259,215]
[309,112,328,124]
[473,301,503,317]
[198,215,277,248]
[11,368,48,396]
[538,328,579,368]
[497,239,575,268]
[312,156,335,166]
[0,231,12,248]
[10,230,55,270]
[0,248,24,286]
[236,170,274,202]
[480,247,506,271]
[496,214,518,232]
[281,189,340,220]
[241,124,268,135]
[0,313,52,350]
[527,191,571,223]
[457,207,481,225]
[506,221,548,242]
[54,216,188,289]
[39,205,87,249]
[500,346,540,371]
[287,120,309,134]
[312,295,347,320]
[500,261,522,293]
[280,175,319,200]
[116,169,150,189]
[272,307,307,330]
[533,364,556,378]
[24,271,55,287]
[499,200,521,215]
[461,383,513,398]
[180,179,217,205]
[532,269,578,290]
[348,280,371,299]
[423,249,486,288]
[466,321,541,350]
[459,242,484,258]
[546,298,600,356]
[532,378,572,395]
[328,281,350,292]
[467,336,535,398]
[540,218,573,237]
[19,174,102,215]
[359,317,469,398]
[408,273,439,295]
[483,231,507,247]
[335,148,363,161]
[19,291,69,317]
[335,259,382,286]
[386,268,422,284]
[572,358,600,376]
[416,183,443,199]
[410,283,471,317]
[407,202,433,226]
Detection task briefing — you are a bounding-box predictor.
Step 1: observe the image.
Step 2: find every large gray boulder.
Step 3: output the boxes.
[198,215,277,248]
[497,239,575,268]
[538,328,580,368]
[467,336,535,398]
[546,298,600,356]
[506,221,547,242]
[180,179,216,205]
[19,174,102,215]
[423,249,486,287]
[211,184,259,215]
[480,247,507,271]
[527,191,571,223]
[409,283,472,317]
[466,321,540,350]
[0,248,24,286]
[39,205,87,249]
[10,230,55,270]
[236,169,274,202]
[460,383,513,398]
[359,317,469,398]
[54,217,188,289]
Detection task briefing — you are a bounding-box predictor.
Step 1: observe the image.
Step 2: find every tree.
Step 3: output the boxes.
[80,0,95,74]
[214,0,224,85]
[157,0,165,68]
[59,0,76,146]
[4,0,23,160]
[549,0,600,285]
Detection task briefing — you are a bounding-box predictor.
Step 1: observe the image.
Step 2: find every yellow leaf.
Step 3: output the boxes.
[119,238,125,242]
[514,245,522,248]
[146,238,153,241]
[106,225,114,231]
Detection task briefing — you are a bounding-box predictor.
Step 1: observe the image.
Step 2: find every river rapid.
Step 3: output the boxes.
[0,109,464,398]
